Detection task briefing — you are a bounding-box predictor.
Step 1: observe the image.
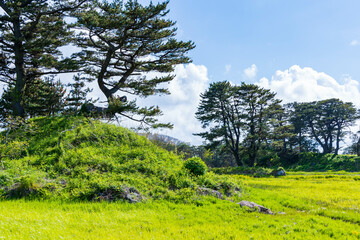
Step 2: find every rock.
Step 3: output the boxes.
[96,186,142,203]
[276,169,286,176]
[124,187,143,203]
[277,212,286,215]
[196,187,223,199]
[237,200,273,214]
[272,168,286,176]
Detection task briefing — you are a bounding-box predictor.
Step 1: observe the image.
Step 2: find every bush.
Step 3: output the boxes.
[183,157,208,176]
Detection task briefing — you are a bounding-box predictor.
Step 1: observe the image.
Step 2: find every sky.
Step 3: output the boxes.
[3,0,360,146]
[131,0,360,145]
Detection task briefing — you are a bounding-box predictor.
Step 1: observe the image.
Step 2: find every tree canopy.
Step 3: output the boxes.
[0,0,85,117]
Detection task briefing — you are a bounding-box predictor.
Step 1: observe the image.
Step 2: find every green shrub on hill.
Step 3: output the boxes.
[0,117,242,203]
[183,157,208,176]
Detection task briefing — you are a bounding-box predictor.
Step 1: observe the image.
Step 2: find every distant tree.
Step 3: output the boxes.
[344,133,360,156]
[295,99,357,154]
[195,81,244,166]
[196,81,281,167]
[75,0,195,128]
[237,83,281,166]
[0,0,85,117]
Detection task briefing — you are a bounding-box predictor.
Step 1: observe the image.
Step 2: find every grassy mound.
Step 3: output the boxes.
[0,117,242,203]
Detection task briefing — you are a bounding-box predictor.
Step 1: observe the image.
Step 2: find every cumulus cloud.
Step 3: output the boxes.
[257,65,360,107]
[118,63,209,145]
[350,40,360,46]
[244,64,258,79]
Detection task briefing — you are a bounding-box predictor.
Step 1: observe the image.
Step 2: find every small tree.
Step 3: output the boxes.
[65,74,94,113]
[24,77,67,117]
[0,78,67,119]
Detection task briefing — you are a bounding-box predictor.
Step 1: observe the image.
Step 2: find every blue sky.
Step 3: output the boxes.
[131,0,360,144]
[164,0,360,84]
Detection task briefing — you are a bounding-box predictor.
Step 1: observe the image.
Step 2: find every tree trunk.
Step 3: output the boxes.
[334,127,341,155]
[13,16,26,117]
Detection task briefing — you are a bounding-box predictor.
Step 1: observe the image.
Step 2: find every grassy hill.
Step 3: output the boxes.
[0,116,242,203]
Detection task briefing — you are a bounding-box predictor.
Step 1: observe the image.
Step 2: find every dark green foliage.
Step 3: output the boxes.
[212,166,274,177]
[0,78,67,119]
[183,157,208,176]
[24,78,67,117]
[0,117,242,203]
[289,99,357,154]
[201,144,237,168]
[0,0,84,117]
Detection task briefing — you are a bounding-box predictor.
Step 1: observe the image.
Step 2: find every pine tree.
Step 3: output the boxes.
[0,77,67,119]
[75,0,195,128]
[0,0,85,117]
[65,74,94,113]
[23,77,67,117]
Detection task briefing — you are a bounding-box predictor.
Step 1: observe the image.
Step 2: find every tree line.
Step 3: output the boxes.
[194,81,359,167]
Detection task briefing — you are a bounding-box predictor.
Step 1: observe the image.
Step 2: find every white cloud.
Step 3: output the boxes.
[350,40,360,46]
[225,64,231,74]
[244,64,258,79]
[0,82,4,96]
[257,65,360,107]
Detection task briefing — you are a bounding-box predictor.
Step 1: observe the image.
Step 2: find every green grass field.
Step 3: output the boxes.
[1,172,359,240]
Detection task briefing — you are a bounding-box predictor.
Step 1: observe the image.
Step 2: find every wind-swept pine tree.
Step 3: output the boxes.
[75,0,195,128]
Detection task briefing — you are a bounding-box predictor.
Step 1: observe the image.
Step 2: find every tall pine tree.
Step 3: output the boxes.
[0,0,85,117]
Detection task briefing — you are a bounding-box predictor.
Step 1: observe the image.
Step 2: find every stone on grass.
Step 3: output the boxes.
[237,200,273,214]
[196,187,223,199]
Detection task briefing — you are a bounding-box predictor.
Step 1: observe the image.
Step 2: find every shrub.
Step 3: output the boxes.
[183,157,208,176]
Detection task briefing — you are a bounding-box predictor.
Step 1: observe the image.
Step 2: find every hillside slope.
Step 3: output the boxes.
[0,117,242,203]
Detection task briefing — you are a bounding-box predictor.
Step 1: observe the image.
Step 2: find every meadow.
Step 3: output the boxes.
[0,172,359,240]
